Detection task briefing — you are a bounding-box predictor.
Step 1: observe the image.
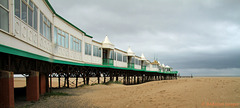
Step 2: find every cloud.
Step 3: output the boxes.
[48,0,240,76]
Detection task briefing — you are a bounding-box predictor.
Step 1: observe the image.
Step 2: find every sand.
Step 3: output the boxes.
[14,77,240,108]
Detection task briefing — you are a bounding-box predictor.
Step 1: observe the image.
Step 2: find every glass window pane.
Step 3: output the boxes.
[70,36,73,50]
[28,7,33,27]
[34,6,38,30]
[62,36,65,47]
[0,7,9,32]
[89,44,91,55]
[54,27,57,44]
[43,24,46,37]
[0,0,8,9]
[14,0,20,17]
[29,0,33,8]
[40,12,43,34]
[79,40,81,52]
[58,34,61,46]
[65,34,68,48]
[85,43,88,55]
[21,2,27,23]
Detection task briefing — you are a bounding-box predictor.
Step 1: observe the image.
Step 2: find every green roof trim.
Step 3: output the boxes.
[44,0,93,38]
[0,44,178,74]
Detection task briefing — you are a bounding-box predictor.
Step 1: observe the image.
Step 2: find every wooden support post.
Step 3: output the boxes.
[134,75,136,84]
[50,73,52,92]
[58,73,61,88]
[103,74,106,83]
[123,74,126,84]
[83,72,86,85]
[137,74,139,84]
[126,73,129,85]
[67,73,69,88]
[0,70,14,108]
[76,73,78,88]
[97,72,100,84]
[26,71,39,101]
[86,72,89,85]
[116,73,118,82]
[110,72,113,82]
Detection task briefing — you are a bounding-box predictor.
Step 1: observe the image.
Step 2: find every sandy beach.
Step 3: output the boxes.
[14,77,240,108]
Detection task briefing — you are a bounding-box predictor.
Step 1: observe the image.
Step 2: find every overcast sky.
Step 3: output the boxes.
[49,0,240,76]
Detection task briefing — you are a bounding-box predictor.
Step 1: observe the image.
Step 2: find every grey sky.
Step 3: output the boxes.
[49,0,240,76]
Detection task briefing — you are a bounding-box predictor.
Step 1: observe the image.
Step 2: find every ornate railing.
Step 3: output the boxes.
[102,59,114,66]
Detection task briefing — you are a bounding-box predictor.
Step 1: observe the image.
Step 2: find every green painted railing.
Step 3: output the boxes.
[141,66,146,70]
[102,59,114,66]
[128,63,134,69]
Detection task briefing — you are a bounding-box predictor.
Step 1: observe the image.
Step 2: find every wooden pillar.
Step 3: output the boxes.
[126,73,129,85]
[0,70,14,108]
[26,71,39,101]
[39,74,46,95]
[137,74,139,84]
[97,72,100,84]
[116,73,118,82]
[67,73,70,88]
[83,72,86,85]
[76,73,78,88]
[134,75,136,84]
[110,72,113,82]
[123,74,126,84]
[86,72,89,85]
[104,73,106,83]
[58,73,61,88]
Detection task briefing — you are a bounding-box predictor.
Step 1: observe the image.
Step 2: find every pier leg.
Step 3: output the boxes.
[67,73,69,88]
[116,73,118,82]
[137,74,139,84]
[123,74,126,84]
[86,73,89,85]
[58,73,61,88]
[0,70,14,108]
[97,72,100,84]
[134,75,136,84]
[76,73,78,88]
[26,71,39,101]
[110,72,113,82]
[104,74,106,83]
[83,73,86,85]
[39,74,46,95]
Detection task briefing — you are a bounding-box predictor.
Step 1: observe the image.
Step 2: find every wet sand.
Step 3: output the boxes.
[14,77,240,108]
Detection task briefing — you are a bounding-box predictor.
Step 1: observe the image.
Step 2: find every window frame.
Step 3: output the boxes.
[0,0,9,32]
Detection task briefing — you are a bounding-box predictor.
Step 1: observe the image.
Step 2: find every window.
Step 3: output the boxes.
[15,0,20,17]
[40,14,51,40]
[54,27,68,48]
[109,50,114,59]
[123,55,127,62]
[93,45,101,57]
[131,57,135,64]
[117,53,123,62]
[152,64,157,68]
[15,0,38,30]
[0,0,9,32]
[70,35,81,52]
[33,5,37,30]
[135,59,139,65]
[114,52,116,60]
[85,43,91,55]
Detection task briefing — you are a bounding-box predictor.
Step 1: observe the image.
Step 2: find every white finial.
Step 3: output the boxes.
[103,35,112,44]
[127,46,135,56]
[140,53,146,60]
